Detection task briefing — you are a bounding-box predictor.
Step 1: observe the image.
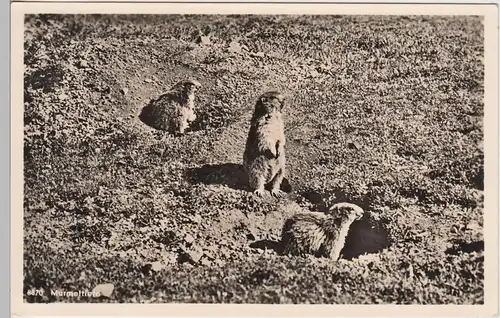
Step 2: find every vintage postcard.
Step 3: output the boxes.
[10,1,499,317]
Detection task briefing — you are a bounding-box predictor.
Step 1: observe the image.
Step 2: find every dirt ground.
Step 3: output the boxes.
[23,14,484,304]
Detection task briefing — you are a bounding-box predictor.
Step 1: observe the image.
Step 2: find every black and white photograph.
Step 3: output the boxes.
[15,2,498,311]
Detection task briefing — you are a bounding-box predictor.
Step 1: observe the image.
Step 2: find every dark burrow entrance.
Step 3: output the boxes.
[340,212,393,260]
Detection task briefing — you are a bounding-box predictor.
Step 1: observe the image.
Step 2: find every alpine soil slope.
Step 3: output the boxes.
[23,14,484,304]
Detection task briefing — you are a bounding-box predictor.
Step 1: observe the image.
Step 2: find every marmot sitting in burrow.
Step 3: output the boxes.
[243,91,286,198]
[143,79,201,134]
[280,202,364,260]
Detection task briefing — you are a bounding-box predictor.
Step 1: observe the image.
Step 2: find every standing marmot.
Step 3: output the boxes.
[243,91,286,198]
[141,79,201,134]
[280,202,364,260]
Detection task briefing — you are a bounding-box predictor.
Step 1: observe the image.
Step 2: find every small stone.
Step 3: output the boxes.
[228,41,242,54]
[199,35,212,46]
[201,258,212,266]
[190,214,202,224]
[78,271,86,280]
[250,51,265,58]
[183,263,194,269]
[184,234,195,244]
[58,93,69,100]
[121,88,128,95]
[92,283,114,298]
[150,261,164,272]
[466,220,481,232]
[204,250,215,260]
[145,78,153,83]
[187,248,203,264]
[79,60,89,68]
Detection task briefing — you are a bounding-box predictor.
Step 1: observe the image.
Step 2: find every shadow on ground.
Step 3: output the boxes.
[445,239,484,255]
[186,163,248,191]
[139,98,165,131]
[186,163,293,193]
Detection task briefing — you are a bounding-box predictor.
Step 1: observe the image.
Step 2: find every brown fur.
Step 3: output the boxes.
[243,91,286,197]
[281,203,364,260]
[148,79,201,134]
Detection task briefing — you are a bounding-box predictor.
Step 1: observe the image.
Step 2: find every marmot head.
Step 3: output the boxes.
[327,202,364,222]
[253,91,285,118]
[172,79,202,97]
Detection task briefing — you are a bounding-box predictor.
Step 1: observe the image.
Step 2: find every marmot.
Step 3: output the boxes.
[142,79,201,134]
[280,202,364,260]
[243,91,286,198]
